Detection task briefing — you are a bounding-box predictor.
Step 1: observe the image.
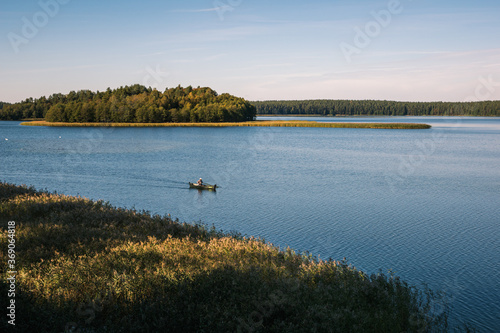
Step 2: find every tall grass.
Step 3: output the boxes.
[21,120,431,129]
[0,182,456,332]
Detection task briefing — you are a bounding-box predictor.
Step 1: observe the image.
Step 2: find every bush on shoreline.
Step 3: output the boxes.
[1,182,453,332]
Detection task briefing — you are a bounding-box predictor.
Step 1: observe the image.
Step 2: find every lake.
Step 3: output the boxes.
[1,117,499,331]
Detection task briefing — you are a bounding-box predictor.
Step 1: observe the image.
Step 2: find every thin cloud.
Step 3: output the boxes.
[161,25,269,44]
[7,64,107,75]
[169,8,223,13]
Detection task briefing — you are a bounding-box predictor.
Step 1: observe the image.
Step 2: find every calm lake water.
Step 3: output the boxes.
[1,117,499,331]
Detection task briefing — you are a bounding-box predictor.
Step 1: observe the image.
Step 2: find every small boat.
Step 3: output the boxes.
[189,182,217,191]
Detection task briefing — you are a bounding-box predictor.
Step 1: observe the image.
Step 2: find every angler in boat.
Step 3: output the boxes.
[189,178,217,190]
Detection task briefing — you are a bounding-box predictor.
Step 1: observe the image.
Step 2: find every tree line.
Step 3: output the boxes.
[0,102,9,110]
[0,85,256,123]
[252,100,500,116]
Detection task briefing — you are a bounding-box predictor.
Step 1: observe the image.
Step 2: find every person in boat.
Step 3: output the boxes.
[197,178,203,186]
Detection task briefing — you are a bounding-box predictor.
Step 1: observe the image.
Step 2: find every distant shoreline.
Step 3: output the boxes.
[20,120,431,129]
[257,114,500,117]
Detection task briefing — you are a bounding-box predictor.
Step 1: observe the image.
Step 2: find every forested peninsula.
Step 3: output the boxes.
[252,99,500,116]
[0,85,256,123]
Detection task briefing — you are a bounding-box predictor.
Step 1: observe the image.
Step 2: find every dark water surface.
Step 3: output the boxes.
[1,117,499,331]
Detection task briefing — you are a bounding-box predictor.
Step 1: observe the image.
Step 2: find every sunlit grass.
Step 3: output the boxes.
[0,182,457,332]
[20,120,432,129]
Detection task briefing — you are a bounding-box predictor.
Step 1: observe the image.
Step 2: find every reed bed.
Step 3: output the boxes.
[1,182,457,332]
[21,120,431,129]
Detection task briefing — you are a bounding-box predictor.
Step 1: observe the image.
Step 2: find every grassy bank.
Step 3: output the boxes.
[0,182,451,332]
[20,120,432,129]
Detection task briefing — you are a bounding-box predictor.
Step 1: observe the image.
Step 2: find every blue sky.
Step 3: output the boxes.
[1,0,499,103]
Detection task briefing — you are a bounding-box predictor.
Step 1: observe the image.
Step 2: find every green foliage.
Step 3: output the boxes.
[0,181,470,332]
[252,100,500,117]
[0,101,9,110]
[0,85,256,123]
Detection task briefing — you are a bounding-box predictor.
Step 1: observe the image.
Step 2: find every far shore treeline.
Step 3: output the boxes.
[0,85,256,123]
[252,99,500,116]
[2,86,499,122]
